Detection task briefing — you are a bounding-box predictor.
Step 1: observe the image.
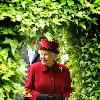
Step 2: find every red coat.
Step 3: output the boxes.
[25,62,73,100]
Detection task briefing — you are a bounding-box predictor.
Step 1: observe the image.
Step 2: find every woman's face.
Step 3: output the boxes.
[39,50,55,67]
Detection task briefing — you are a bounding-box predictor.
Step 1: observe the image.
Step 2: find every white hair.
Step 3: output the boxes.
[50,52,58,61]
[38,50,58,61]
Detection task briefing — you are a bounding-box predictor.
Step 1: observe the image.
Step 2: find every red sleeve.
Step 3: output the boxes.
[25,64,39,100]
[63,68,73,100]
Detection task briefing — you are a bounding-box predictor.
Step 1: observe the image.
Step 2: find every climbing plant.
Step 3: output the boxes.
[0,0,69,99]
[0,0,100,100]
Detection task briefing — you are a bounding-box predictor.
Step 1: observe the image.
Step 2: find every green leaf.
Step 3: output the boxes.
[2,75,9,80]
[45,21,49,27]
[76,11,84,17]
[67,0,74,6]
[92,57,100,63]
[97,43,100,48]
[44,32,52,41]
[94,51,100,56]
[60,0,67,5]
[78,0,84,5]
[79,22,86,30]
[2,28,14,35]
[89,48,94,54]
[0,88,5,100]
[94,0,100,3]
[3,85,11,92]
[52,18,61,25]
[32,27,38,33]
[0,49,9,60]
[39,19,45,29]
[16,14,22,21]
[21,1,26,9]
[4,38,19,55]
[96,63,100,68]
[92,17,98,25]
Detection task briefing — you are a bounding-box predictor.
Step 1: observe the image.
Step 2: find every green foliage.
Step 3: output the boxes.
[0,0,100,99]
[80,37,100,100]
[56,0,100,100]
[0,47,26,99]
[0,0,68,99]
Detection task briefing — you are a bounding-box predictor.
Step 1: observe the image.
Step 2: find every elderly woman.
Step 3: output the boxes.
[25,38,73,100]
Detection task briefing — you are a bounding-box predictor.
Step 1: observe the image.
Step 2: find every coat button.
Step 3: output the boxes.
[51,87,54,91]
[51,77,54,80]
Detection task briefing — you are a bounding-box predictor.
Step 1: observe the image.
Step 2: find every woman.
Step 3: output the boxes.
[25,38,73,100]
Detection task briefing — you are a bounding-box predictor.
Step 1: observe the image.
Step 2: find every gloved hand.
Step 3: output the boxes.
[36,94,48,100]
[23,97,29,100]
[48,94,63,100]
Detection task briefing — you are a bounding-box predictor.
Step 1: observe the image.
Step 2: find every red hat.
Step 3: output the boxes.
[38,38,59,54]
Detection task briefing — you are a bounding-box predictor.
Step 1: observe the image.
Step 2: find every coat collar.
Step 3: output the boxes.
[41,62,62,72]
